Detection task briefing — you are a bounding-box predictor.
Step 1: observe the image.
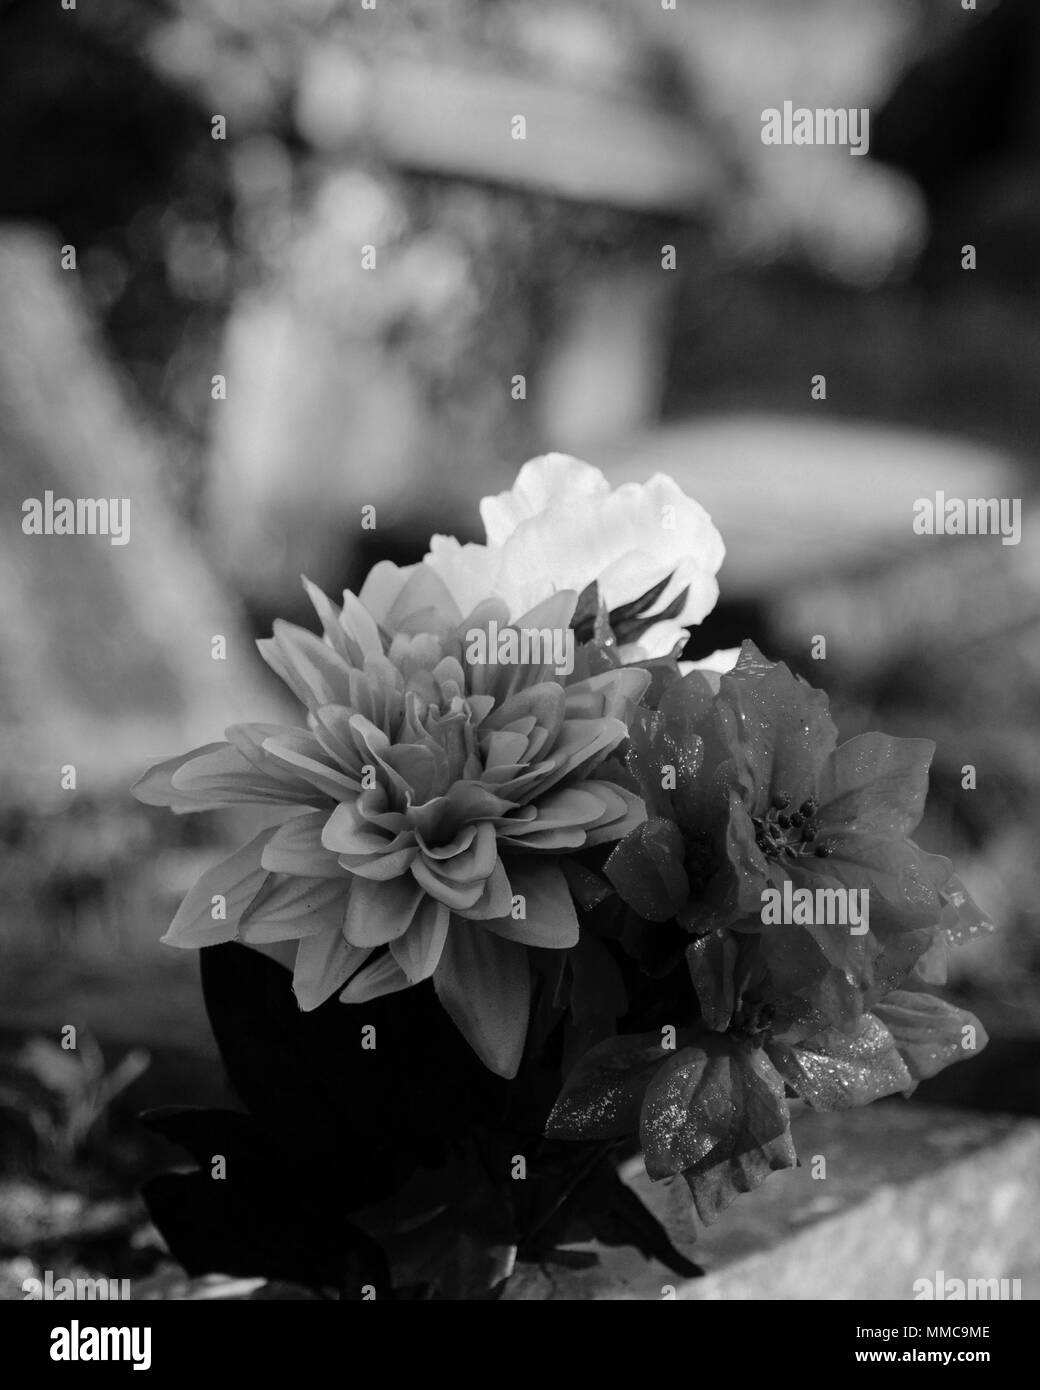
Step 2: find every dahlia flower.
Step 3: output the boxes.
[133,562,648,1076]
[424,453,726,662]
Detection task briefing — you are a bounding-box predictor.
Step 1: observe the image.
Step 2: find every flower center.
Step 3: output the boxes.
[754,792,830,859]
[730,999,775,1048]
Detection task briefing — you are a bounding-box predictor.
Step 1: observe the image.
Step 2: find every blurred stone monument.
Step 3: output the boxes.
[0,229,257,807]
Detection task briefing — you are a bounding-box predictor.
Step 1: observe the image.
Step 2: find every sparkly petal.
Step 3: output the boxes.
[547,1032,676,1141]
[768,1014,912,1110]
[817,733,934,838]
[872,991,988,1082]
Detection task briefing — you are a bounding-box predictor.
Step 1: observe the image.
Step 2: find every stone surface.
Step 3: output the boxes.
[505,1103,1040,1299]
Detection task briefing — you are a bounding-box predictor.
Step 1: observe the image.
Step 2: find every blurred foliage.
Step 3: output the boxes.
[0,1035,148,1183]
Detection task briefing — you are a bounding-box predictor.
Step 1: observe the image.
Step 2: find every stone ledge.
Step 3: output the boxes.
[504,1104,1040,1300]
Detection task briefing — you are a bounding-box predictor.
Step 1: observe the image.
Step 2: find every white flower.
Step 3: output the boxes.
[680,647,741,677]
[425,454,725,660]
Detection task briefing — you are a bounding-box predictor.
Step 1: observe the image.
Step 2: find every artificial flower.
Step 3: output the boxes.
[424,453,725,661]
[547,641,991,1220]
[134,562,648,1077]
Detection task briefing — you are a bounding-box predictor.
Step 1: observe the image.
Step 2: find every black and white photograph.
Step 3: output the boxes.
[1,0,1038,1353]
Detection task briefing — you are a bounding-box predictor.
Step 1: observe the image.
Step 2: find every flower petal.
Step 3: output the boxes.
[339,949,411,1004]
[238,873,349,945]
[389,897,451,983]
[133,743,318,812]
[433,921,530,1077]
[292,930,372,1012]
[343,874,425,946]
[261,732,362,800]
[483,861,579,948]
[581,781,648,847]
[162,830,273,948]
[261,811,349,878]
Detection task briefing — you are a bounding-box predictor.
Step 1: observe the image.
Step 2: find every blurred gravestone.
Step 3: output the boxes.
[0,228,258,806]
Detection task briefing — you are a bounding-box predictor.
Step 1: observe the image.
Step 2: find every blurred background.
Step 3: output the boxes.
[1,0,1039,1296]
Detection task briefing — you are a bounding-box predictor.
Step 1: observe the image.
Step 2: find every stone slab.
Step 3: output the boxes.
[505,1103,1040,1299]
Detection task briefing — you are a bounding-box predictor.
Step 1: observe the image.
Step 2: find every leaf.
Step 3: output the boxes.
[768,1013,912,1109]
[606,571,673,628]
[872,990,988,1081]
[571,580,604,642]
[604,818,689,922]
[546,1033,679,1141]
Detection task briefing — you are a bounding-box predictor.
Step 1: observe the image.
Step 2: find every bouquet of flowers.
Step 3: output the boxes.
[134,455,991,1299]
